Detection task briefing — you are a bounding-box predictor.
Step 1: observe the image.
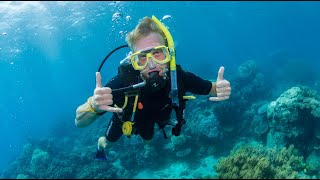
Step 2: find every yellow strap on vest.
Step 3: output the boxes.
[114,96,128,109]
[183,95,196,100]
[132,95,139,113]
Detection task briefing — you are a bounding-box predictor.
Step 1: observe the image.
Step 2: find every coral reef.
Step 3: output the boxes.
[214,142,310,179]
[2,59,320,179]
[266,86,320,156]
[184,100,223,139]
[237,60,257,79]
[213,60,270,137]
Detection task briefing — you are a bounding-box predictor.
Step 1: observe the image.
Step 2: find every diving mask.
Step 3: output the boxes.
[130,45,171,70]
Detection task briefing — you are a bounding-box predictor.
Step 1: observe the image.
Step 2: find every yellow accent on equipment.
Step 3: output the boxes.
[183,95,196,100]
[151,15,179,107]
[121,95,139,136]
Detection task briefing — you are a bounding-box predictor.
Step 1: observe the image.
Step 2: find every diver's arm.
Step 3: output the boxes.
[209,82,217,96]
[75,99,105,128]
[179,67,213,95]
[75,72,123,128]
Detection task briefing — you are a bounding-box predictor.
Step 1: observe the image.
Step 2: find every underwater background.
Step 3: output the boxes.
[1,1,320,178]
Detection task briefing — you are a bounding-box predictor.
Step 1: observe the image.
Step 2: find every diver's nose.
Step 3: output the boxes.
[148,58,156,69]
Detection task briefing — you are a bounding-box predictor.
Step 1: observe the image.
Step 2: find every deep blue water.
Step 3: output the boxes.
[1,1,320,171]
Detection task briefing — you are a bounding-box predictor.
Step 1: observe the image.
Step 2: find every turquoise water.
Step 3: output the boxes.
[1,1,320,178]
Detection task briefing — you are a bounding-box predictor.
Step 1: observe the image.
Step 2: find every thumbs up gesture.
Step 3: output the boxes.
[209,66,231,101]
[91,72,123,113]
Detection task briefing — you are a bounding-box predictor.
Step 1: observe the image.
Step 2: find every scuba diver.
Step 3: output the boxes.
[75,15,231,160]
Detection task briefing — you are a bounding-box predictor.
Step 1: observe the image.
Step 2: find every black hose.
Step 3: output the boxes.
[97,44,129,72]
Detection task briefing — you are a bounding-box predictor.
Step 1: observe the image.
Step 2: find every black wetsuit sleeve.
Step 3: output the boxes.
[179,66,212,95]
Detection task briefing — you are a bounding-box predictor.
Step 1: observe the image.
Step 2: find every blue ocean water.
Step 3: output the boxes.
[1,1,320,177]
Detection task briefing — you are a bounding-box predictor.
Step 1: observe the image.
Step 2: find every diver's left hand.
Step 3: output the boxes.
[209,66,231,101]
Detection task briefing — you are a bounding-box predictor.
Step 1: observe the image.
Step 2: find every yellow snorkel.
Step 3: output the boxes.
[151,15,179,107]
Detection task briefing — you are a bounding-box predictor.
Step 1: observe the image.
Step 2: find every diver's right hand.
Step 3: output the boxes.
[91,72,123,113]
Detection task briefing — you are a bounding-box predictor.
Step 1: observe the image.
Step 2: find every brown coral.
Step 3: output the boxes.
[214,143,308,179]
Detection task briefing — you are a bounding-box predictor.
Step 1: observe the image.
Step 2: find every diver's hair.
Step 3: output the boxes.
[126,17,167,52]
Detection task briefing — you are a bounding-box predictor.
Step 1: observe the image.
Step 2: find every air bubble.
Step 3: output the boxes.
[126,15,131,21]
[112,12,122,22]
[162,15,172,20]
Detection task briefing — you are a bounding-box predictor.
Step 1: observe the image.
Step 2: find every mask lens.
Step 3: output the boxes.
[151,49,166,61]
[137,53,147,66]
[131,53,147,70]
[151,47,167,61]
[130,46,170,70]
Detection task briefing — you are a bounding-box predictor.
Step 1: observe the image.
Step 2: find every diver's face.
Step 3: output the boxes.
[133,32,168,80]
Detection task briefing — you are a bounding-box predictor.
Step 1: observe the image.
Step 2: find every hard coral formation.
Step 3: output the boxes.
[30,148,50,170]
[214,143,307,179]
[266,86,320,155]
[237,60,257,79]
[185,97,223,139]
[268,86,320,119]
